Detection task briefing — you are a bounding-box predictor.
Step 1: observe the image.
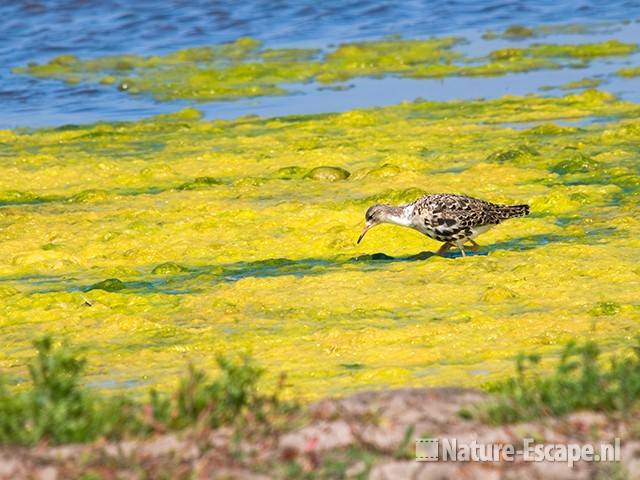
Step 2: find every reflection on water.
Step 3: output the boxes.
[1,1,640,128]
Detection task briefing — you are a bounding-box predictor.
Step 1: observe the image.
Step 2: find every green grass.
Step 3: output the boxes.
[4,335,640,445]
[484,339,640,423]
[0,336,292,445]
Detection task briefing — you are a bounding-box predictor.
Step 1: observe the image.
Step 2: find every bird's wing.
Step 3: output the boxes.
[433,205,501,230]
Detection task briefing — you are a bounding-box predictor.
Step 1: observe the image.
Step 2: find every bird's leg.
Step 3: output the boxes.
[436,242,452,256]
[467,239,480,251]
[455,241,467,257]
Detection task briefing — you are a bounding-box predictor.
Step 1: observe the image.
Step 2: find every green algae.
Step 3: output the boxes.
[617,66,640,77]
[87,278,126,292]
[524,123,580,135]
[550,151,602,174]
[70,189,112,203]
[270,166,307,179]
[560,78,602,90]
[452,40,636,79]
[152,262,188,275]
[483,22,621,40]
[501,25,535,39]
[482,286,518,302]
[480,40,635,76]
[590,301,622,316]
[541,77,603,92]
[361,163,403,179]
[13,36,638,101]
[1,90,640,400]
[355,187,430,208]
[177,176,224,191]
[485,145,540,165]
[315,36,462,83]
[527,40,637,58]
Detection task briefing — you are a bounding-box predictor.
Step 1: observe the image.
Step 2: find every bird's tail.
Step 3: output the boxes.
[496,204,530,219]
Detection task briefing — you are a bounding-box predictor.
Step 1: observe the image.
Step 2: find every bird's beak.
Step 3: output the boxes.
[357,223,372,244]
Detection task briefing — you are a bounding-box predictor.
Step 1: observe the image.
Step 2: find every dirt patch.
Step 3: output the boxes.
[1,387,637,479]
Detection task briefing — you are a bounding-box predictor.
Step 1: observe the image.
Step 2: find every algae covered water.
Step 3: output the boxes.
[4,0,640,126]
[1,2,640,399]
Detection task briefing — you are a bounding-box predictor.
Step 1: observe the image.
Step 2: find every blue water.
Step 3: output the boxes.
[2,0,640,128]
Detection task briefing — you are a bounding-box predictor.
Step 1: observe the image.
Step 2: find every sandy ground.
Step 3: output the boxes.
[1,387,639,479]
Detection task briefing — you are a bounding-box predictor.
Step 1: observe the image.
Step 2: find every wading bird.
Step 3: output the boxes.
[357,193,529,256]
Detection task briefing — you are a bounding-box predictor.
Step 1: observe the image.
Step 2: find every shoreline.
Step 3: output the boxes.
[1,387,637,479]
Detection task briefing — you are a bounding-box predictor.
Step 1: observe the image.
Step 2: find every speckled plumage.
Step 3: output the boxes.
[409,193,529,242]
[358,193,530,256]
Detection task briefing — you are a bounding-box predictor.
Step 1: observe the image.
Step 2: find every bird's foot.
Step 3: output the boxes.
[436,242,453,256]
[466,239,480,252]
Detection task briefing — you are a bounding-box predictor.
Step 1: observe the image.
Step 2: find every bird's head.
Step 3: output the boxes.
[357,204,394,244]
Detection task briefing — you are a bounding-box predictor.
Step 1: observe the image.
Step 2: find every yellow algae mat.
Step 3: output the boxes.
[1,89,639,399]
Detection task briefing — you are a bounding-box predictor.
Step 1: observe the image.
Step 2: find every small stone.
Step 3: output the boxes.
[369,461,422,480]
[531,460,589,480]
[564,411,608,431]
[0,457,19,477]
[359,423,411,453]
[279,420,354,457]
[345,461,367,477]
[304,166,350,181]
[414,463,466,479]
[139,434,183,457]
[36,466,58,480]
[309,399,338,420]
[621,441,640,480]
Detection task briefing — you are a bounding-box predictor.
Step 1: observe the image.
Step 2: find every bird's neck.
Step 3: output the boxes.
[383,204,413,227]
